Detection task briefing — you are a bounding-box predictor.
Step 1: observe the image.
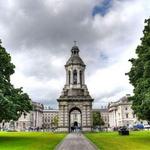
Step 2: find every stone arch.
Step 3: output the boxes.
[69,107,82,132]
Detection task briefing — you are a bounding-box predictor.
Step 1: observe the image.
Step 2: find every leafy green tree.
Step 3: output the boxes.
[93,111,104,127]
[0,40,32,122]
[51,115,59,128]
[127,18,150,122]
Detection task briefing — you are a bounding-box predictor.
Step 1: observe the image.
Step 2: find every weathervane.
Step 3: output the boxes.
[74,40,77,46]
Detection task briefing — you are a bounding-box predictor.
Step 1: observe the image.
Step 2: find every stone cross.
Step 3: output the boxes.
[74,41,77,46]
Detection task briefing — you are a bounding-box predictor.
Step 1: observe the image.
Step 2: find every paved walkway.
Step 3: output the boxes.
[55,133,98,150]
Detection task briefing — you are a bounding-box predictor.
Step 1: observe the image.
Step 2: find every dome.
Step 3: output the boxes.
[65,45,85,67]
[65,55,85,66]
[71,46,79,53]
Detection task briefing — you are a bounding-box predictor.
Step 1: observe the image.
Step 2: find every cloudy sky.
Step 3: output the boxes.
[0,0,150,108]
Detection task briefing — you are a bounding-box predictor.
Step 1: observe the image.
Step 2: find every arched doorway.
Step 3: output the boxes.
[69,107,82,132]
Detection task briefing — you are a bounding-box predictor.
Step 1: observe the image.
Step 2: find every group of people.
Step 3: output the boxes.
[70,126,81,132]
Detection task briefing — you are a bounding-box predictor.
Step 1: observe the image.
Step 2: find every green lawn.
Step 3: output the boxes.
[0,132,66,150]
[85,131,150,150]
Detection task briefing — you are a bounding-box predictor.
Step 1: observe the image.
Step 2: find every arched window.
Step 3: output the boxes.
[80,70,82,85]
[73,70,77,84]
[68,71,71,84]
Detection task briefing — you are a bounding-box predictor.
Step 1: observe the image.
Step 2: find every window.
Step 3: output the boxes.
[68,71,71,84]
[126,113,128,118]
[45,117,47,122]
[23,122,26,128]
[80,71,82,85]
[127,121,129,126]
[73,70,77,84]
[23,113,26,119]
[133,113,135,118]
[125,107,128,110]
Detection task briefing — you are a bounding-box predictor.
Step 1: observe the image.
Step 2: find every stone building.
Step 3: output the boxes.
[92,108,109,128]
[100,108,109,128]
[0,102,43,131]
[43,107,58,130]
[108,95,138,128]
[92,95,148,130]
[30,102,43,129]
[57,44,94,132]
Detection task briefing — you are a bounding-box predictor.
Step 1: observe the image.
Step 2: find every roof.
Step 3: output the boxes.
[108,95,132,109]
[66,55,85,66]
[43,109,59,113]
[92,108,108,113]
[65,46,85,67]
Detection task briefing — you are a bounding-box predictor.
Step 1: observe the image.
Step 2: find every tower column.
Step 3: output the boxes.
[66,70,68,85]
[77,69,80,84]
[82,70,85,84]
[58,44,93,132]
[71,70,73,84]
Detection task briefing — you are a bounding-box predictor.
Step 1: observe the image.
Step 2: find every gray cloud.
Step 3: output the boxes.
[0,0,150,108]
[1,0,98,52]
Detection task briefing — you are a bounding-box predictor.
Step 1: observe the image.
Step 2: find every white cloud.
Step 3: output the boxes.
[0,0,150,108]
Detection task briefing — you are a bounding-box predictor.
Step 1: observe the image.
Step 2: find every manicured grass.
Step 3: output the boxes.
[0,132,66,150]
[85,131,150,150]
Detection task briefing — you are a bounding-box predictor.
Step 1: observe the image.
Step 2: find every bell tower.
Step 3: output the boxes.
[57,43,94,132]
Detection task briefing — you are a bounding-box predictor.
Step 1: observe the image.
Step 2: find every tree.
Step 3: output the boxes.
[51,115,59,128]
[127,18,150,122]
[0,40,32,122]
[93,111,104,127]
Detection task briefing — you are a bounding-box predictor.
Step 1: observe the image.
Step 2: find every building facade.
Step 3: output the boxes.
[92,108,109,128]
[1,95,148,131]
[0,102,43,131]
[43,108,58,130]
[57,45,94,132]
[100,108,109,128]
[108,95,142,129]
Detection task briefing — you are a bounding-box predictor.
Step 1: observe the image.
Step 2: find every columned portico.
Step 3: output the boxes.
[57,44,94,132]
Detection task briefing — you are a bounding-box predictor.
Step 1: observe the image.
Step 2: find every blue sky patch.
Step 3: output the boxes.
[92,0,113,16]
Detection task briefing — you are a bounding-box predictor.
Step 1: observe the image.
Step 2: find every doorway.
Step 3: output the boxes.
[69,107,82,132]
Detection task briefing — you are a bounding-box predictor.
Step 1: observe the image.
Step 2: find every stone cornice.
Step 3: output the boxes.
[57,97,94,102]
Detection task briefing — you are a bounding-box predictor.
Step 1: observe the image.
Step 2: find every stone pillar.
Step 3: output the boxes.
[86,105,91,126]
[58,105,64,127]
[71,70,73,84]
[36,111,38,127]
[66,70,68,85]
[64,106,68,126]
[82,70,85,84]
[58,103,69,132]
[82,106,86,127]
[77,69,80,84]
[82,104,92,131]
